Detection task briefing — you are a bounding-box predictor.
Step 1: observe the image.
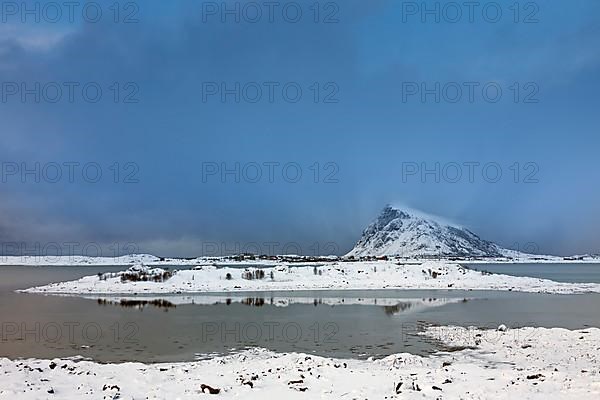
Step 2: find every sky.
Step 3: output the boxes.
[1,0,599,257]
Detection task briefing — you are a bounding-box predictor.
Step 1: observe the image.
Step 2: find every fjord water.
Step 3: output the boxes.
[467,263,600,283]
[1,265,600,363]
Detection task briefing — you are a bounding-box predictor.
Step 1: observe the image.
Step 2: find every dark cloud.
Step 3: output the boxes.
[1,0,600,256]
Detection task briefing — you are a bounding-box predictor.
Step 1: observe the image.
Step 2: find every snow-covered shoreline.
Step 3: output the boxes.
[8,258,600,398]
[20,261,600,296]
[1,325,598,399]
[2,252,600,267]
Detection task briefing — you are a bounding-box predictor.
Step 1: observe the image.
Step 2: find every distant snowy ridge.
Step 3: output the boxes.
[347,205,515,258]
[0,254,170,266]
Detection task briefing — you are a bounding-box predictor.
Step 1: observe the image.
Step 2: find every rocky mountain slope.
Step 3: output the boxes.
[347,206,505,258]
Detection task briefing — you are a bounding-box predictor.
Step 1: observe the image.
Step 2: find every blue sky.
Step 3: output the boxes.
[1,0,599,257]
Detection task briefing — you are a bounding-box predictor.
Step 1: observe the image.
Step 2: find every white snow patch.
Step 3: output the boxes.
[1,326,598,399]
[20,261,600,295]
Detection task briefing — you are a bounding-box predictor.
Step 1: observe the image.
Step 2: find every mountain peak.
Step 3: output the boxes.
[347,206,502,258]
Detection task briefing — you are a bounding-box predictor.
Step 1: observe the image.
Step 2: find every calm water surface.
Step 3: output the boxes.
[1,265,599,363]
[467,263,600,283]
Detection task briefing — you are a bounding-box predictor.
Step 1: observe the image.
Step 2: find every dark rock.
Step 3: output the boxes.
[527,374,544,380]
[200,384,221,394]
[395,382,403,394]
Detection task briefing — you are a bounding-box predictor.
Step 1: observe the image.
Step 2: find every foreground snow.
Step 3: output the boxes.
[21,261,600,295]
[1,326,598,399]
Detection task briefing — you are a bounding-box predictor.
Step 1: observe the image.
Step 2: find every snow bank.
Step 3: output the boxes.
[21,261,600,295]
[1,326,598,399]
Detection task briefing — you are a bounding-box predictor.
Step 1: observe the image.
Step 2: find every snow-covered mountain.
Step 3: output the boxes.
[347,206,506,258]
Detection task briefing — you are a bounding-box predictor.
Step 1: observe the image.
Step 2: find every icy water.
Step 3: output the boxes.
[467,263,600,283]
[1,265,600,363]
